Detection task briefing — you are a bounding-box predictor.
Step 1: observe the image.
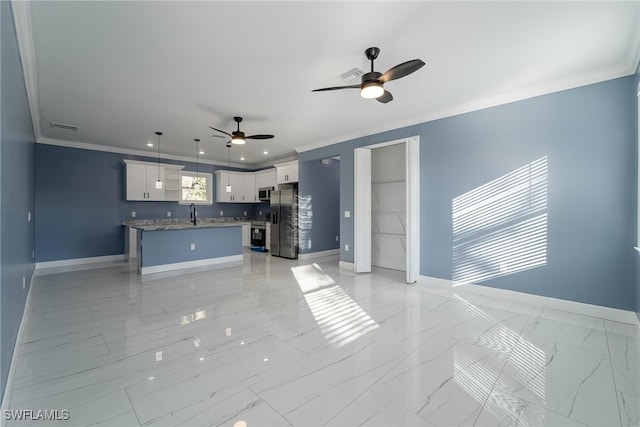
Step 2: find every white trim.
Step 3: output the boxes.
[418,275,640,326]
[1,271,35,414]
[354,147,371,273]
[11,0,40,142]
[140,254,243,275]
[35,254,125,270]
[406,136,420,284]
[298,249,340,260]
[339,261,354,271]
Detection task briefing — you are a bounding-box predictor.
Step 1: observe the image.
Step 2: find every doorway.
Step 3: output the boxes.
[354,136,420,283]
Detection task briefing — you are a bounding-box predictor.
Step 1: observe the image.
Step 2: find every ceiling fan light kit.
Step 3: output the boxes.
[313,46,425,104]
[361,80,384,99]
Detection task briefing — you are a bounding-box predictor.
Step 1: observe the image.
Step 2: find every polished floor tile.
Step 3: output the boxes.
[4,251,639,426]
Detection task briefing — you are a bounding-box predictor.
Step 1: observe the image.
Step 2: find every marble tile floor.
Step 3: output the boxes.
[3,251,639,426]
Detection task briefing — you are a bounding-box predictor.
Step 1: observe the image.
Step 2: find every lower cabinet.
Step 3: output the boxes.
[241,223,251,247]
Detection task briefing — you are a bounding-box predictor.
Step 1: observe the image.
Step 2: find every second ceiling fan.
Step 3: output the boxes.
[210,116,274,145]
[313,47,425,103]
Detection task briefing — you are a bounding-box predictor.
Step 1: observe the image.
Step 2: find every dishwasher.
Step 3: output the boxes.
[250,222,267,252]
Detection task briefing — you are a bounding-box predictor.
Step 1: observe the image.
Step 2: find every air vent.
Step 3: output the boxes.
[50,122,78,131]
[339,67,364,82]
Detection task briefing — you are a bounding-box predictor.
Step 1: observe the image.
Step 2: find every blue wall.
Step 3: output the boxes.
[298,157,340,254]
[300,76,636,311]
[35,144,262,262]
[1,1,36,399]
[140,226,241,267]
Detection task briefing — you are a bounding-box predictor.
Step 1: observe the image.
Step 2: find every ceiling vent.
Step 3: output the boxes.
[50,122,78,131]
[339,67,364,83]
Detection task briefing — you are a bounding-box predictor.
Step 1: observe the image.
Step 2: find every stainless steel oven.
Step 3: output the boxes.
[258,186,274,202]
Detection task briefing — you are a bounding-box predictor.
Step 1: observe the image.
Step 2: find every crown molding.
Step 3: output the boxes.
[296,63,636,155]
[11,0,41,141]
[37,137,253,170]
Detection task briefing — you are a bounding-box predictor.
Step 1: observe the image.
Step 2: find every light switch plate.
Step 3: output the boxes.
[190,243,196,250]
[344,211,351,218]
[131,211,136,218]
[167,211,171,217]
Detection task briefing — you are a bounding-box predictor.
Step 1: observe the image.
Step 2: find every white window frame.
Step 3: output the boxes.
[179,171,213,205]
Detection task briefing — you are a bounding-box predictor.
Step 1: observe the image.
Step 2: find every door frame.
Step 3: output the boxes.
[354,136,420,283]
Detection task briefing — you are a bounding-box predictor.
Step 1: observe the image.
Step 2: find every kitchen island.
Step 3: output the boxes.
[123,218,243,274]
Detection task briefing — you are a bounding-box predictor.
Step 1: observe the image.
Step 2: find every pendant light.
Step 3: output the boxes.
[192,139,201,190]
[225,145,232,193]
[154,132,163,189]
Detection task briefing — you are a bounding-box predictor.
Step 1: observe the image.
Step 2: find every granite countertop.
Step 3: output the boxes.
[122,217,254,231]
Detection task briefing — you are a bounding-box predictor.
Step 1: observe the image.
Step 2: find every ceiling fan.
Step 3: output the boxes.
[312,47,425,103]
[209,116,274,145]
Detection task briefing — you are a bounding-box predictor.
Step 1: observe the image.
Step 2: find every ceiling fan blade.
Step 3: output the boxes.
[312,84,360,92]
[376,90,393,104]
[210,134,225,138]
[209,126,232,137]
[380,59,425,83]
[246,134,274,140]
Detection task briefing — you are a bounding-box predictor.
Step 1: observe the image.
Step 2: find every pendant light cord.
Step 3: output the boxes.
[155,131,162,180]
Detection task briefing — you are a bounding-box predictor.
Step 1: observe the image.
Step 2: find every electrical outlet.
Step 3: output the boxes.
[32,250,34,259]
[344,211,351,218]
[190,243,196,250]
[131,211,136,218]
[345,244,349,251]
[220,211,223,216]
[167,211,172,217]
[336,235,339,242]
[22,276,25,290]
[27,211,31,222]
[308,239,312,249]
[259,211,262,216]
[243,211,247,216]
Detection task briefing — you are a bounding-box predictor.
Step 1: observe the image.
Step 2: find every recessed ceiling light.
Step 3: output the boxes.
[263,151,268,155]
[147,143,154,147]
[199,151,204,155]
[240,156,245,161]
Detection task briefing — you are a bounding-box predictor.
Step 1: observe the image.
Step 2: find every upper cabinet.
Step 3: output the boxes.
[275,160,298,184]
[254,168,276,190]
[124,160,184,201]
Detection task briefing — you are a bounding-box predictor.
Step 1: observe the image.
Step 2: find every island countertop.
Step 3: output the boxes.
[122,217,251,231]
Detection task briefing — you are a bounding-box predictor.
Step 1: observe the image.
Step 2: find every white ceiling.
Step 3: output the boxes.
[13,1,640,168]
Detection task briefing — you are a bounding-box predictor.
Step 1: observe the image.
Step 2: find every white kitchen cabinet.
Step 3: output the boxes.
[215,170,257,203]
[255,168,276,190]
[241,223,251,247]
[241,173,256,202]
[215,170,243,202]
[265,223,271,249]
[124,160,184,201]
[275,160,298,184]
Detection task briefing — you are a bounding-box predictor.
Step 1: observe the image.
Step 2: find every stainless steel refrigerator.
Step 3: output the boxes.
[270,189,298,259]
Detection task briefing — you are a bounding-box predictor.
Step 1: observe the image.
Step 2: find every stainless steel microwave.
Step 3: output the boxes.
[258,186,274,201]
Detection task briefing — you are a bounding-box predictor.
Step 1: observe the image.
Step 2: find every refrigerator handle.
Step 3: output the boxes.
[273,212,277,225]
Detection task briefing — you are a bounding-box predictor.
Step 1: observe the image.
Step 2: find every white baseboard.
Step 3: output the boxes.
[1,269,35,415]
[418,275,640,325]
[140,254,243,275]
[339,261,354,271]
[298,249,340,260]
[35,254,125,270]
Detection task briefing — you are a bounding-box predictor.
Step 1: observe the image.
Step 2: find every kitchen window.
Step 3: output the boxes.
[179,171,213,205]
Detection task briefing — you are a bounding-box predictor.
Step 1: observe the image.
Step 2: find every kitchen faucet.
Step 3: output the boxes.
[189,203,197,225]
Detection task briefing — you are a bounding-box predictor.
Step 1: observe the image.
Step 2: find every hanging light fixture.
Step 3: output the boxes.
[192,139,201,190]
[226,144,232,193]
[154,132,163,189]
